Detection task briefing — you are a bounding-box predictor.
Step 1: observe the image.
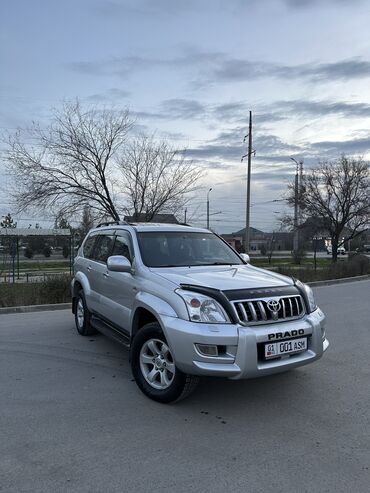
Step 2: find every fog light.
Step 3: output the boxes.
[196,344,219,357]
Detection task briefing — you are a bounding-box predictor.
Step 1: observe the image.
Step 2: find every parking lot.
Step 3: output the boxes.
[1,280,369,492]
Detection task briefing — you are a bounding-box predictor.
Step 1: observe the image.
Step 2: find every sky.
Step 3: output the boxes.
[1,0,370,232]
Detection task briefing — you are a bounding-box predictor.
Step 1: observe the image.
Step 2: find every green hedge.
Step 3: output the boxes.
[275,254,370,283]
[0,275,71,307]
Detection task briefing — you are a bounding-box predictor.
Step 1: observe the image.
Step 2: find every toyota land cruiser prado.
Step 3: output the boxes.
[72,222,328,403]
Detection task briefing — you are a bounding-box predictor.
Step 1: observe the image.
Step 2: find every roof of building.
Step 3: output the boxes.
[0,228,71,237]
[222,227,265,239]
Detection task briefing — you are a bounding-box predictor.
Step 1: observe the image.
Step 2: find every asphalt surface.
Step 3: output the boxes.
[1,281,369,493]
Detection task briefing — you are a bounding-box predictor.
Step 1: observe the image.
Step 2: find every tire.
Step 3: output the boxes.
[74,290,97,336]
[131,322,199,403]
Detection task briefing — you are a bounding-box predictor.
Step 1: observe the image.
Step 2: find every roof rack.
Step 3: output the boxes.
[96,220,128,228]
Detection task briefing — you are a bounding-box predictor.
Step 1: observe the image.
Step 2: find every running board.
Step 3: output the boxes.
[90,315,130,349]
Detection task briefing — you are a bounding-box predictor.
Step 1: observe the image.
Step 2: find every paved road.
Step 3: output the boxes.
[1,281,369,493]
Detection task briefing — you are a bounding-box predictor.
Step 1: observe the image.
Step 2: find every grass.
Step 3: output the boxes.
[261,254,370,283]
[0,275,72,307]
[12,260,70,271]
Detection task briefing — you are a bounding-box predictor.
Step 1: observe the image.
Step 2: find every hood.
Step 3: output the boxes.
[151,264,293,291]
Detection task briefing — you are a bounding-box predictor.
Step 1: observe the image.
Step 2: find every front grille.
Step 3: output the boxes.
[234,295,305,325]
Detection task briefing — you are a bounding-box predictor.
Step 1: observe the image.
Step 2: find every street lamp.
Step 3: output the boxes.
[207,188,212,229]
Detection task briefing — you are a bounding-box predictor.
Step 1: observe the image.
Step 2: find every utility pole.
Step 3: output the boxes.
[184,208,187,224]
[243,111,253,253]
[206,188,212,229]
[293,168,299,253]
[290,157,304,253]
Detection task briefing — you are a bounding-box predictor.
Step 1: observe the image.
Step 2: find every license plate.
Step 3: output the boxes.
[265,337,307,359]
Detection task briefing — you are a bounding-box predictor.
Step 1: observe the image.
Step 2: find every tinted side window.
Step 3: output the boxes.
[111,233,132,261]
[83,235,97,259]
[94,235,114,263]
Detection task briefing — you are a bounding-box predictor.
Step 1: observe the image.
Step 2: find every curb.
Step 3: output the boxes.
[308,274,370,287]
[0,303,72,315]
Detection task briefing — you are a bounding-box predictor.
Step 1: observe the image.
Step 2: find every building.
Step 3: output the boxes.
[222,227,266,252]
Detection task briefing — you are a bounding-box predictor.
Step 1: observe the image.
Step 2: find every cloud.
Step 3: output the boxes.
[67,49,370,88]
[94,0,204,17]
[270,99,370,119]
[283,0,365,8]
[310,135,370,155]
[94,0,365,17]
[211,57,370,84]
[185,130,303,164]
[87,88,130,102]
[159,99,206,120]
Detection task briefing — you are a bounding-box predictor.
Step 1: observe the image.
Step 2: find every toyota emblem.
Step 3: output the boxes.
[266,299,281,313]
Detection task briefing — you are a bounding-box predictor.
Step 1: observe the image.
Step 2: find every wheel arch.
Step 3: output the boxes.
[131,307,160,340]
[130,293,178,345]
[71,272,91,314]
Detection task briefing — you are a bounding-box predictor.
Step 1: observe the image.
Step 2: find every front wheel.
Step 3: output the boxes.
[131,322,198,403]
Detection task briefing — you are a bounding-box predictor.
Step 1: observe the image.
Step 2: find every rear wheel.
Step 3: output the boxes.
[131,322,199,403]
[74,290,97,336]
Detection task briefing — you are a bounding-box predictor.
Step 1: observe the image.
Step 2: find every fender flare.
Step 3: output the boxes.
[72,272,91,312]
[131,292,178,343]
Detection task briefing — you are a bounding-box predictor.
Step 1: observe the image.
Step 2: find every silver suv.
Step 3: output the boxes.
[72,222,329,403]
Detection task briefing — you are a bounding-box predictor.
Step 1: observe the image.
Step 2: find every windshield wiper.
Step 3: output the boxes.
[202,262,238,266]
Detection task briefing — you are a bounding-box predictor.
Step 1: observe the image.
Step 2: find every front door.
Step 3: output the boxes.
[102,231,135,332]
[89,232,115,317]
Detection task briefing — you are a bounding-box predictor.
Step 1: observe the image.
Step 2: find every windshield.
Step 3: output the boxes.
[137,231,243,267]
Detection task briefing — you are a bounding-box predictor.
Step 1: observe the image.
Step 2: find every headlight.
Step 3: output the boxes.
[176,289,231,324]
[296,280,317,313]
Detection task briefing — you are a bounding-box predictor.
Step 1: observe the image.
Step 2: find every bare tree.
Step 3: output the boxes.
[5,103,204,224]
[119,136,204,221]
[5,101,133,220]
[78,204,94,238]
[287,155,370,262]
[266,232,276,265]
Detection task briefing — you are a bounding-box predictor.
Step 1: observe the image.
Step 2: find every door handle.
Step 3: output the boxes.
[103,272,110,278]
[87,265,92,272]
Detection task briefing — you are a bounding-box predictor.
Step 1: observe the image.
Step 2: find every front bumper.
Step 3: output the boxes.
[162,308,328,379]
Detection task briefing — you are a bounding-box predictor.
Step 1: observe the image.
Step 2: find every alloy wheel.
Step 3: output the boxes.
[139,338,176,390]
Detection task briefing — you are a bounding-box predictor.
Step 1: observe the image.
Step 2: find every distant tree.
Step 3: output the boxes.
[28,236,45,254]
[62,245,70,258]
[24,246,34,259]
[119,136,203,221]
[54,214,71,231]
[280,215,320,266]
[43,245,52,257]
[78,204,94,238]
[286,155,370,262]
[54,213,72,250]
[0,213,17,228]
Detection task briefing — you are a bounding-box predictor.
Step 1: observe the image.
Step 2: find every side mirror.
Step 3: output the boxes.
[240,253,250,263]
[107,255,132,273]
